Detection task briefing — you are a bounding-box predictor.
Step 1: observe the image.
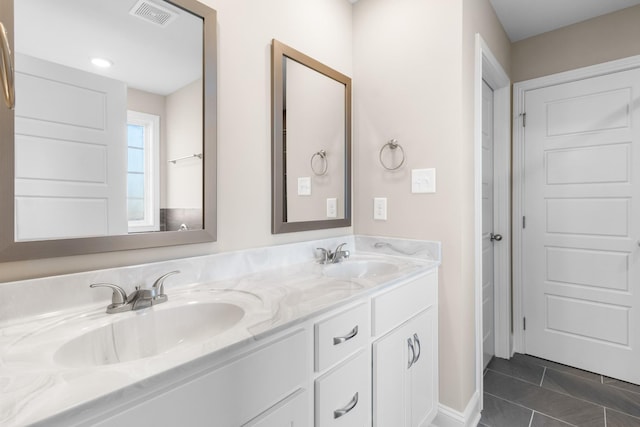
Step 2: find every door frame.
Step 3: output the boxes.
[512,54,640,354]
[474,34,511,396]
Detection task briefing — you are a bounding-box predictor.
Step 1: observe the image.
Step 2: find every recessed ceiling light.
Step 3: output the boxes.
[91,57,113,68]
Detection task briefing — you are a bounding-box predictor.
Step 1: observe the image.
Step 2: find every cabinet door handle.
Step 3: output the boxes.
[0,22,15,110]
[333,325,358,345]
[413,333,421,364]
[407,338,415,369]
[333,392,359,419]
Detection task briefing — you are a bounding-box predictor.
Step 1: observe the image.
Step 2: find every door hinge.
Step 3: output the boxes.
[521,112,527,127]
[522,216,526,229]
[523,317,527,331]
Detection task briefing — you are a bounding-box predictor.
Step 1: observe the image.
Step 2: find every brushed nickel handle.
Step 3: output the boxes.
[413,333,421,364]
[490,233,503,242]
[333,392,358,419]
[407,337,415,369]
[90,283,128,307]
[0,22,15,110]
[333,325,359,345]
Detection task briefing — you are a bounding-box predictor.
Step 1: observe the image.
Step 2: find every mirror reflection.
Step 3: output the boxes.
[14,0,204,241]
[284,57,346,222]
[272,39,351,234]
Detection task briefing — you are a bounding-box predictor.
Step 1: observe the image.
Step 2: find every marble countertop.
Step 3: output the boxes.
[0,236,440,426]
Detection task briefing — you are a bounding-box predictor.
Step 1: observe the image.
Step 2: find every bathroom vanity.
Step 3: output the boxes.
[0,236,439,426]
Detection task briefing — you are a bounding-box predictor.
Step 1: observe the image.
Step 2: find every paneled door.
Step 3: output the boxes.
[14,53,127,241]
[523,68,640,384]
[481,80,496,369]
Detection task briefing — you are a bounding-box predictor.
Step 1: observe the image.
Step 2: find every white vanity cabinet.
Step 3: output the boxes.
[91,329,309,427]
[43,267,438,427]
[372,272,438,427]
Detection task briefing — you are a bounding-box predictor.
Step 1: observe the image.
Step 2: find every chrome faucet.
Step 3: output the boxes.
[316,243,350,264]
[90,270,180,314]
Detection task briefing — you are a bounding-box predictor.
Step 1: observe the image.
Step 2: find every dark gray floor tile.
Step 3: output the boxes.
[542,368,640,418]
[606,409,640,427]
[513,353,602,383]
[484,370,604,427]
[604,377,640,396]
[488,355,545,386]
[530,412,574,427]
[480,393,532,427]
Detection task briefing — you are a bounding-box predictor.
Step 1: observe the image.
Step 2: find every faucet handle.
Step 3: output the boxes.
[152,270,180,297]
[90,283,129,308]
[316,248,330,264]
[334,243,347,253]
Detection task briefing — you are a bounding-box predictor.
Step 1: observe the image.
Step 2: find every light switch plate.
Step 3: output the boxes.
[411,168,436,193]
[326,198,337,218]
[297,177,311,196]
[373,197,387,220]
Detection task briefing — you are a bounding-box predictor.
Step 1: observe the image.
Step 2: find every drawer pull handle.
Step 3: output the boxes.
[333,392,359,419]
[407,338,415,369]
[333,325,359,345]
[413,333,421,364]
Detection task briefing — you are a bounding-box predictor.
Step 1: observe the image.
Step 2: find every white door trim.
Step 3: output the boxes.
[474,34,511,398]
[512,54,640,354]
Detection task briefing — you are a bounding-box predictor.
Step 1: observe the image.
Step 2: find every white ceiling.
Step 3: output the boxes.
[15,0,203,96]
[489,0,640,42]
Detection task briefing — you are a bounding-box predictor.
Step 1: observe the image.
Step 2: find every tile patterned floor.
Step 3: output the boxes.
[481,353,640,427]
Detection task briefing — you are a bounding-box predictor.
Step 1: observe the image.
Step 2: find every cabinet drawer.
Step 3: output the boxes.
[243,389,308,427]
[315,351,371,427]
[372,271,436,337]
[315,303,369,372]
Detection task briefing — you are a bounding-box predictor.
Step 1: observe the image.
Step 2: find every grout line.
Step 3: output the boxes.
[604,407,607,427]
[528,411,534,427]
[601,375,604,384]
[539,366,546,387]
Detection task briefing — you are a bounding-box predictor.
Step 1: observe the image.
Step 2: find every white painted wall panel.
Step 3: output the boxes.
[546,144,630,185]
[546,247,628,291]
[546,295,629,346]
[546,198,629,236]
[546,88,630,136]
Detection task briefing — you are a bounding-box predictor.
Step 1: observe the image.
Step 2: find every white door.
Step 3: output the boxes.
[523,68,640,384]
[481,80,496,369]
[14,53,127,241]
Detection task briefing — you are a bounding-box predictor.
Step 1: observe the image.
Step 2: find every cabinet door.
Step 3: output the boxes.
[243,389,308,427]
[372,319,412,427]
[407,308,436,427]
[372,308,436,427]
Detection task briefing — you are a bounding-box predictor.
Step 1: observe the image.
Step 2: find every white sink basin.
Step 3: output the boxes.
[54,302,244,367]
[323,260,399,279]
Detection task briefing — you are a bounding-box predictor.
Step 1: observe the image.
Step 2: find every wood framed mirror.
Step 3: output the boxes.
[271,39,351,234]
[0,0,217,261]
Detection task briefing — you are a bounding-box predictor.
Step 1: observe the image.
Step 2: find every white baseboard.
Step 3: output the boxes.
[432,391,481,427]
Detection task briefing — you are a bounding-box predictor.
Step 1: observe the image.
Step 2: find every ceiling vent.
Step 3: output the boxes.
[129,0,178,27]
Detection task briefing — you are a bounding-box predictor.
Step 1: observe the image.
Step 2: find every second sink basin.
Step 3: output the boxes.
[55,302,245,367]
[323,259,399,279]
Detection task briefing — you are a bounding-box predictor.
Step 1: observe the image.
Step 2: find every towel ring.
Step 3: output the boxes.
[379,139,405,170]
[311,150,328,176]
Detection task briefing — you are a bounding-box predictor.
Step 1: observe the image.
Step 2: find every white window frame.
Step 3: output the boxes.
[127,110,160,233]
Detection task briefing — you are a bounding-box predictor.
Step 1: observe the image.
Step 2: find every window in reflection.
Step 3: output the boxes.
[127,110,160,232]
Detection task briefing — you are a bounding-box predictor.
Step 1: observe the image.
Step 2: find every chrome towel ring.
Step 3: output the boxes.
[379,139,405,170]
[311,150,328,176]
